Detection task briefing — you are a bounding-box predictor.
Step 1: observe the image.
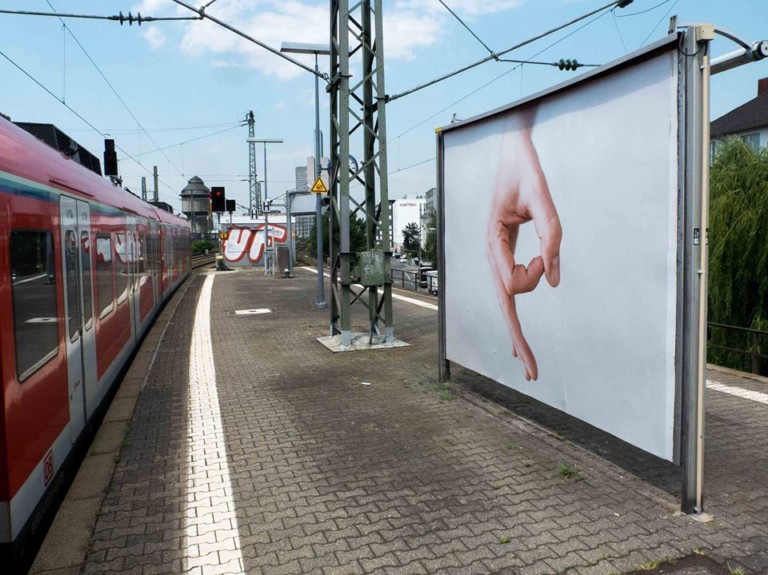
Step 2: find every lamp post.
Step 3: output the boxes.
[280,41,330,309]
[246,138,283,274]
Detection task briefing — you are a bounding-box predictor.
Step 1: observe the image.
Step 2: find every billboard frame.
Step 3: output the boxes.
[436,28,712,514]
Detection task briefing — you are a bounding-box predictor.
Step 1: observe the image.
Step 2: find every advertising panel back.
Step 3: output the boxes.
[440,39,681,461]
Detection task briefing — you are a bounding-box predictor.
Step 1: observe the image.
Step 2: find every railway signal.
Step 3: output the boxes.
[211,187,226,213]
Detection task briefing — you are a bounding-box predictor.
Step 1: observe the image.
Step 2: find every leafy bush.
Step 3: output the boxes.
[192,240,216,254]
[708,138,768,374]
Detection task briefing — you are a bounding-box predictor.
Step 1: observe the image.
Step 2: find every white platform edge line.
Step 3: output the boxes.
[706,379,768,406]
[298,266,438,311]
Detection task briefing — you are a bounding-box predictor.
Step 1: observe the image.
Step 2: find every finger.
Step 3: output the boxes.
[490,269,539,381]
[511,256,544,295]
[487,219,519,296]
[526,170,562,288]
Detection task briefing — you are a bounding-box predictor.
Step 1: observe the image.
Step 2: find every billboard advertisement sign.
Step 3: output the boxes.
[439,38,684,461]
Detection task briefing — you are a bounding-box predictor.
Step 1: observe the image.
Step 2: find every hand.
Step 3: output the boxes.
[486,109,562,381]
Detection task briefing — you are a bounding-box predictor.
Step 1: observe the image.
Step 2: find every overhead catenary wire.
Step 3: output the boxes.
[0,49,177,196]
[640,0,679,47]
[123,125,241,160]
[43,0,185,180]
[64,121,241,134]
[169,0,326,81]
[615,0,674,18]
[387,0,633,103]
[0,8,199,24]
[394,7,613,140]
[437,0,496,56]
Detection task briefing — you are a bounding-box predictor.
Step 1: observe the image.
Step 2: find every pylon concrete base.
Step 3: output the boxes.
[317,333,410,352]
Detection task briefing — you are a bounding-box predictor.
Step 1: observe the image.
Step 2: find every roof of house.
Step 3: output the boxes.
[711,91,768,138]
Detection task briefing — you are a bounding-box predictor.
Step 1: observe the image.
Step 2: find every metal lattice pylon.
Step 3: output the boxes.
[329,0,394,346]
[247,111,261,216]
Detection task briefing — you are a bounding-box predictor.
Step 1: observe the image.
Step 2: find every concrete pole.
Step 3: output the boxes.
[153,166,159,203]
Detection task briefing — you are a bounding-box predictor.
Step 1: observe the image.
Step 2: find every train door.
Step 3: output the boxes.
[60,197,97,440]
[150,221,159,305]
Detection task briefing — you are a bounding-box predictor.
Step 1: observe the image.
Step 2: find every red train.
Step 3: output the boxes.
[0,116,191,569]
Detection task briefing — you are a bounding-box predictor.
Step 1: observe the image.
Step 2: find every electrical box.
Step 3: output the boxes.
[355,249,390,286]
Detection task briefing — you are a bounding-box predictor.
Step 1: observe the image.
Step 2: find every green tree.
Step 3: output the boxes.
[708,138,768,373]
[402,222,421,258]
[422,208,438,267]
[309,211,367,260]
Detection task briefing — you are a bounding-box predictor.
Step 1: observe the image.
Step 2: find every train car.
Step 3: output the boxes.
[0,116,191,570]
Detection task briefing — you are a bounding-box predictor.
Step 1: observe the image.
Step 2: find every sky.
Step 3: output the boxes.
[1,0,767,215]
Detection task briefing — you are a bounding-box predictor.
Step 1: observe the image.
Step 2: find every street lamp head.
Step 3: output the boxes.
[280,42,331,56]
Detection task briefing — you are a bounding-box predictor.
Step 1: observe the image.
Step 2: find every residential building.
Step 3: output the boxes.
[711,77,768,153]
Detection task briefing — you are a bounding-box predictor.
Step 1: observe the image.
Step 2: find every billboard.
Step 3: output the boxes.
[439,38,683,461]
[222,221,288,267]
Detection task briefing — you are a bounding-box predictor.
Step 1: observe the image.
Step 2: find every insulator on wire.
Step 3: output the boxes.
[556,58,580,71]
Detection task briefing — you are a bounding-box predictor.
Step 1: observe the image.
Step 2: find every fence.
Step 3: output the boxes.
[390,267,438,295]
[707,322,768,376]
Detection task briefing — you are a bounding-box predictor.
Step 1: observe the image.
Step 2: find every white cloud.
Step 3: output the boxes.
[135,0,525,79]
[140,26,166,49]
[383,10,442,60]
[395,0,525,18]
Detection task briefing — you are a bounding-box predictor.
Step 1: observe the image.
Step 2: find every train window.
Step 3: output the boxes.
[64,231,81,343]
[10,230,59,381]
[81,231,93,329]
[115,231,128,304]
[96,234,113,318]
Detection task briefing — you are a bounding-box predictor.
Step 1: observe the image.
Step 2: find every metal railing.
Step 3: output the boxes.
[390,268,438,295]
[707,322,768,375]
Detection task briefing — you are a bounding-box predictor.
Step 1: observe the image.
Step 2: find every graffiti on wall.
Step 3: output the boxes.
[223,224,288,264]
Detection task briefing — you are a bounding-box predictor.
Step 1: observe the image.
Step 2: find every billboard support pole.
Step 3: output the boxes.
[680,25,712,515]
[436,129,450,382]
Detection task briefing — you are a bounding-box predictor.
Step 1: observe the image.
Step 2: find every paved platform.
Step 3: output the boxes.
[29,267,768,575]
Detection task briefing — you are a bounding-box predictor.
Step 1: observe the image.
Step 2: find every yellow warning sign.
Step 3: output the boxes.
[311,177,328,194]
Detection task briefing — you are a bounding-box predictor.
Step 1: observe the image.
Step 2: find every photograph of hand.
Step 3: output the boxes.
[486,109,562,381]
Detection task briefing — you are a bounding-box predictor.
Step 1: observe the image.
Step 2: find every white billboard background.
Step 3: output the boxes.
[443,50,679,461]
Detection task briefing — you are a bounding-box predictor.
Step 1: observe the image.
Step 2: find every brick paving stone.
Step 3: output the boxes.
[72,270,768,575]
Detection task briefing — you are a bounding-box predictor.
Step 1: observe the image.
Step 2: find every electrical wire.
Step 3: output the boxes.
[387,0,630,102]
[169,0,325,81]
[124,125,241,159]
[639,0,679,47]
[64,121,241,134]
[437,0,495,56]
[394,8,612,141]
[611,8,629,52]
[44,1,185,180]
[0,48,178,195]
[0,9,199,24]
[615,0,673,18]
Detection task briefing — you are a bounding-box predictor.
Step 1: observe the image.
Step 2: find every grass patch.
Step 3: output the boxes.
[498,535,510,544]
[637,557,673,571]
[558,463,579,479]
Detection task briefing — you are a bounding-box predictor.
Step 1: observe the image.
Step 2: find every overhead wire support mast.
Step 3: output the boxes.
[329,0,395,347]
[0,9,200,25]
[386,0,633,103]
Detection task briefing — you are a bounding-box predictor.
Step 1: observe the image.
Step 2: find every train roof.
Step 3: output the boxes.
[0,116,188,228]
